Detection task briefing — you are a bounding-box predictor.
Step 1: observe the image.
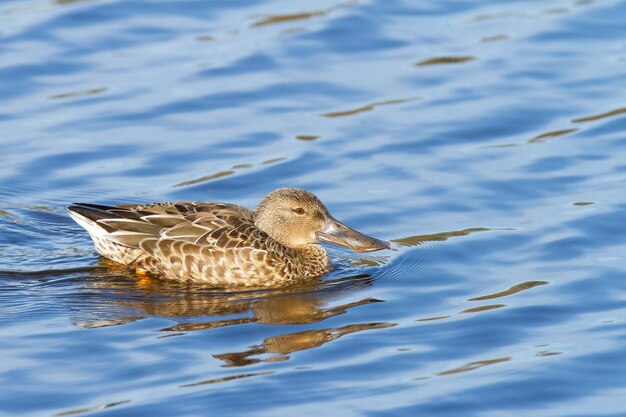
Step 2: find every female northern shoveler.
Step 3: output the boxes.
[68,188,389,287]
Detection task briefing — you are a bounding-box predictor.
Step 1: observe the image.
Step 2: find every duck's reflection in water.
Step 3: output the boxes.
[72,260,394,366]
[215,321,394,367]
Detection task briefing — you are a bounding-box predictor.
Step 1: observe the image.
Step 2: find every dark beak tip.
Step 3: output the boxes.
[374,239,391,251]
[317,223,390,252]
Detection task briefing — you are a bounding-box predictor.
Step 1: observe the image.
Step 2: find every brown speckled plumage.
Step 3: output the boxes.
[68,188,388,287]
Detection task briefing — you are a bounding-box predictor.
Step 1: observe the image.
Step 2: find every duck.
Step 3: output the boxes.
[67,188,389,287]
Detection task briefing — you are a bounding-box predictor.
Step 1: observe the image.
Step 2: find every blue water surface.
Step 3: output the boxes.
[2,0,626,416]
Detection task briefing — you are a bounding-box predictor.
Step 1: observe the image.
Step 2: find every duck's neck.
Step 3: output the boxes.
[293,244,331,277]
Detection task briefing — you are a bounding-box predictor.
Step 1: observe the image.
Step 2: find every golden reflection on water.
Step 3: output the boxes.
[174,170,235,187]
[416,279,548,324]
[471,12,528,22]
[415,56,475,66]
[215,322,395,367]
[55,400,131,417]
[461,304,506,314]
[49,87,107,100]
[180,371,274,388]
[469,280,549,301]
[251,1,357,28]
[253,11,326,27]
[536,351,562,357]
[173,157,285,187]
[295,135,319,141]
[392,227,490,248]
[543,7,570,15]
[416,345,559,380]
[261,157,286,165]
[528,128,578,144]
[456,102,625,148]
[322,104,377,118]
[480,34,509,43]
[417,280,548,322]
[479,143,520,149]
[438,357,510,376]
[321,98,417,118]
[572,106,626,123]
[416,315,451,322]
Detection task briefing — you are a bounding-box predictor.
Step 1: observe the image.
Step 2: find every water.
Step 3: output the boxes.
[2,0,626,415]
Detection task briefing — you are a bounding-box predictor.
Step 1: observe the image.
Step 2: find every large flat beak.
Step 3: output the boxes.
[317,217,390,252]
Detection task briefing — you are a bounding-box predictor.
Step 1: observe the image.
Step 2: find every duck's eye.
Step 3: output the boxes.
[293,207,305,215]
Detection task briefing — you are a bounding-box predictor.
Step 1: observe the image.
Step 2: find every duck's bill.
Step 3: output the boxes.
[317,217,390,252]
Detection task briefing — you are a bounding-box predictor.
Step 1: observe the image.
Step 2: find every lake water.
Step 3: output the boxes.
[2,0,626,416]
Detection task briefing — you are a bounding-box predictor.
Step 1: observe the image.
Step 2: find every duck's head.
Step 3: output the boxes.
[254,188,389,252]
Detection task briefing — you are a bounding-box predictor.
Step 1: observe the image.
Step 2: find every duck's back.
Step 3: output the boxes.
[67,201,307,286]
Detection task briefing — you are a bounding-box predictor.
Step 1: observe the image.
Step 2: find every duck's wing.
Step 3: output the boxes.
[68,201,287,284]
[67,201,263,250]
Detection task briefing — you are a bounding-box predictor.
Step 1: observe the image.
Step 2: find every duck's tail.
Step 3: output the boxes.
[67,203,162,265]
[68,203,164,246]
